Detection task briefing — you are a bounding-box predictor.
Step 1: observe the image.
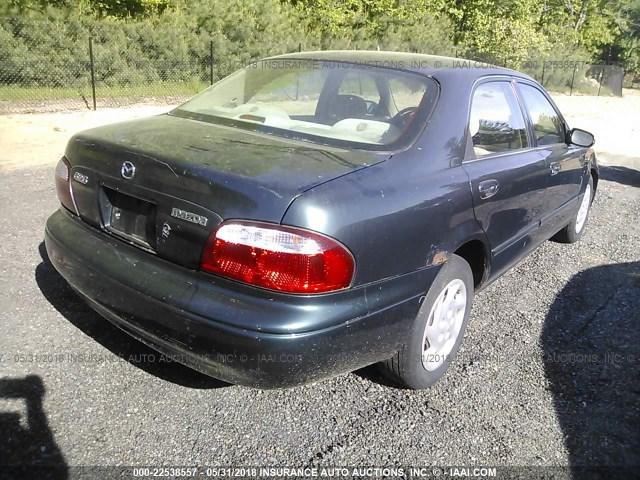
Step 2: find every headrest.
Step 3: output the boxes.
[469,115,481,138]
[327,95,368,122]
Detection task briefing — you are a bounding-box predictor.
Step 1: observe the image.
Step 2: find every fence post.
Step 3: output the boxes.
[298,42,301,53]
[570,64,577,96]
[541,62,546,87]
[88,37,96,111]
[597,67,604,97]
[210,41,214,86]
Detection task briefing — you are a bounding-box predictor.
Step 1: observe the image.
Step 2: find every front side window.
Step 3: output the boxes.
[171,59,436,150]
[517,83,564,146]
[469,82,528,157]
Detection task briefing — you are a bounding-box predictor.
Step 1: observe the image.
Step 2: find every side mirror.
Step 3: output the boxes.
[568,128,595,148]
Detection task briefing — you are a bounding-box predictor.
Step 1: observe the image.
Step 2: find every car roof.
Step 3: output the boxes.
[266,50,534,82]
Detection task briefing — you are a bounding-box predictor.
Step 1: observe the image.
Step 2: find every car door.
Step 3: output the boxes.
[515,81,586,234]
[462,79,548,278]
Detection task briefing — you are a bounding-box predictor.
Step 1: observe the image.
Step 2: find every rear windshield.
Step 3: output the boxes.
[171,59,437,151]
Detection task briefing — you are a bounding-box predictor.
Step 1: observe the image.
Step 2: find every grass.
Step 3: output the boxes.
[1,76,627,108]
[0,80,208,102]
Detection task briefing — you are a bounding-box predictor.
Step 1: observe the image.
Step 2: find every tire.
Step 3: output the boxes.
[379,254,474,389]
[552,175,594,244]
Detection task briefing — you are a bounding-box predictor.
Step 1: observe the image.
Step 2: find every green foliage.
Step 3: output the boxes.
[0,0,638,96]
[374,13,457,55]
[300,0,455,51]
[0,0,309,90]
[193,0,309,75]
[89,0,172,17]
[615,0,640,72]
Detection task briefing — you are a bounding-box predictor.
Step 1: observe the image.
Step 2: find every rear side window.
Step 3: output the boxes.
[388,77,427,112]
[469,82,528,157]
[518,84,564,146]
[338,72,381,105]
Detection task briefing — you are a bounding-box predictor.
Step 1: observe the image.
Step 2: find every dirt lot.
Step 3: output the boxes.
[0,94,638,476]
[0,106,171,172]
[552,91,640,169]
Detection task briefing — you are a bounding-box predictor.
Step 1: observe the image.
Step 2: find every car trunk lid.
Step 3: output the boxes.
[63,113,386,269]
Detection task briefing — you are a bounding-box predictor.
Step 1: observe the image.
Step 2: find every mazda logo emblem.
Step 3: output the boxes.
[121,161,136,180]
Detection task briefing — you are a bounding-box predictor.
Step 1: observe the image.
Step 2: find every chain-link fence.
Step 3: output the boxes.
[0,37,244,114]
[0,15,313,114]
[520,61,626,97]
[623,72,640,89]
[0,21,631,114]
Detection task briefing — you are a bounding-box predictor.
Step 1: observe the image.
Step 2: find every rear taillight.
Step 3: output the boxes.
[55,156,77,214]
[200,221,355,294]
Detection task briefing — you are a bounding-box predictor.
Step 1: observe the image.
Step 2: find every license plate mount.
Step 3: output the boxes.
[100,187,157,250]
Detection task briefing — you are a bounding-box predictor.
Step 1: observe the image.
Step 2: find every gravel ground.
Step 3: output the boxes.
[0,99,639,477]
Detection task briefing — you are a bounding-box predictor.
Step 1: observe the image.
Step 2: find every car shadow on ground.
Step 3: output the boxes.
[353,365,403,389]
[541,261,640,468]
[35,242,227,389]
[599,165,640,188]
[0,375,68,479]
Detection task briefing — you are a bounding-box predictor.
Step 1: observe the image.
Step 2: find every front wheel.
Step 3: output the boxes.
[552,175,593,244]
[379,254,474,389]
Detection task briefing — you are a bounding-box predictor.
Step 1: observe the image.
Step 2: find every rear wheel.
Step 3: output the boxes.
[552,175,593,244]
[379,254,474,389]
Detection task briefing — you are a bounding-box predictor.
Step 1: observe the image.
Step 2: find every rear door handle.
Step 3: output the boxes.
[478,179,499,199]
[550,162,561,175]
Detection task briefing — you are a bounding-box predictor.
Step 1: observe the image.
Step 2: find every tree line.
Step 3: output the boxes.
[1,0,638,89]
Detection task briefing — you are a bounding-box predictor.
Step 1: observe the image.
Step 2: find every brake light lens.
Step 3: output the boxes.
[200,221,355,294]
[55,157,77,214]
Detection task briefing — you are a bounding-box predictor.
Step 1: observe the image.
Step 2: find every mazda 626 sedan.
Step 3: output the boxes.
[45,51,597,389]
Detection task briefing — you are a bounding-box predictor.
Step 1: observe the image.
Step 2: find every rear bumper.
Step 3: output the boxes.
[44,209,440,388]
